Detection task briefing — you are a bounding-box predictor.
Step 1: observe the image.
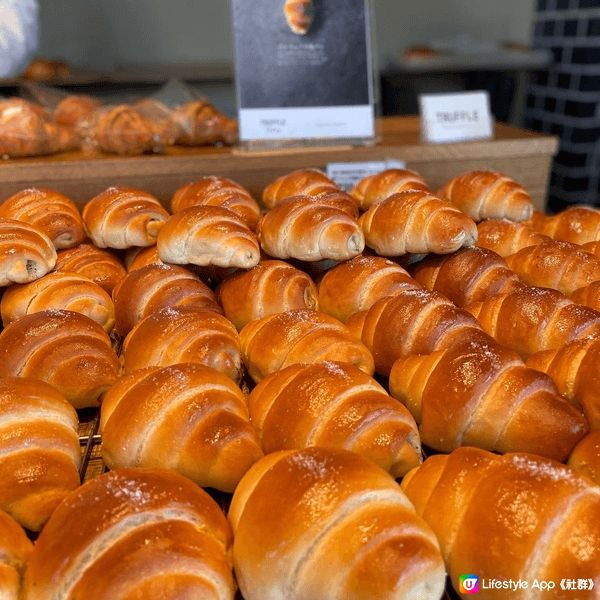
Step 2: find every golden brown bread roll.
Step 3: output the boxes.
[248,361,421,477]
[240,309,374,383]
[0,508,32,600]
[101,364,262,492]
[0,218,56,287]
[89,104,157,155]
[437,170,534,222]
[402,447,600,599]
[467,287,600,358]
[350,288,486,376]
[582,240,600,258]
[568,430,600,485]
[283,0,314,35]
[23,58,70,80]
[158,205,259,269]
[262,168,338,209]
[217,259,318,330]
[124,244,163,271]
[258,197,364,262]
[411,246,525,307]
[171,100,238,146]
[317,255,420,322]
[171,176,261,231]
[229,447,446,600]
[1,271,114,331]
[23,468,236,600]
[0,187,84,249]
[55,243,126,294]
[359,190,478,256]
[505,240,600,296]
[0,98,53,158]
[476,217,550,257]
[0,377,80,531]
[0,310,119,409]
[82,186,169,249]
[53,94,101,128]
[112,263,221,336]
[571,280,600,312]
[122,306,242,381]
[351,168,429,211]
[526,338,600,429]
[389,337,587,461]
[536,205,600,244]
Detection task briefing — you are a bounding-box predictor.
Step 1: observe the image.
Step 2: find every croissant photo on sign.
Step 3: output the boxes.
[284,0,314,35]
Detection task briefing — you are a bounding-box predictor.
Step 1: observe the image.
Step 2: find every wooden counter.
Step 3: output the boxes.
[0,116,558,209]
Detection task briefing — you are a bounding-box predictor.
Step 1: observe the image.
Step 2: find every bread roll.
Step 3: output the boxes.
[101,364,263,492]
[262,168,338,209]
[0,187,84,249]
[283,0,314,35]
[318,255,420,322]
[249,361,421,477]
[0,218,56,287]
[217,260,318,330]
[571,280,600,312]
[476,218,549,257]
[359,190,478,256]
[568,430,600,485]
[229,447,446,600]
[537,205,600,244]
[23,468,235,600]
[582,240,600,258]
[171,100,238,146]
[122,306,242,381]
[125,245,163,271]
[239,309,374,382]
[389,337,587,461]
[402,447,600,599]
[351,168,429,211]
[171,176,261,231]
[158,206,260,269]
[258,197,364,262]
[411,246,525,307]
[54,94,101,127]
[0,508,32,600]
[0,310,119,409]
[0,98,53,158]
[1,271,115,331]
[0,377,80,531]
[82,186,169,249]
[437,170,534,222]
[55,243,126,294]
[112,263,221,336]
[505,240,600,296]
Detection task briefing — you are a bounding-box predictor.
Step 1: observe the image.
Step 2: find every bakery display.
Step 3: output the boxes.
[0,377,80,530]
[23,468,236,600]
[358,190,478,256]
[351,168,429,210]
[217,259,318,330]
[248,361,421,476]
[437,170,534,222]
[0,310,119,409]
[402,447,600,599]
[229,447,446,600]
[0,187,85,249]
[82,186,169,249]
[0,508,32,600]
[112,263,221,336]
[158,205,260,269]
[101,364,263,491]
[1,271,115,331]
[0,218,57,287]
[122,306,242,382]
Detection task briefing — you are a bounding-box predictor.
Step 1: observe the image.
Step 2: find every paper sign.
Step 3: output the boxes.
[419,91,493,143]
[326,159,407,191]
[231,0,375,143]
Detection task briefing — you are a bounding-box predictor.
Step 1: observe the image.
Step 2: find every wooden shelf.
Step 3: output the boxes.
[0,116,558,210]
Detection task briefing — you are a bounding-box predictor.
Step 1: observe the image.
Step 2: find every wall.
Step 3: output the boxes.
[38,0,535,70]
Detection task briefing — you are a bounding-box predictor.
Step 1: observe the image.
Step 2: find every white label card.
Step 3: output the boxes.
[326,159,406,191]
[419,91,494,144]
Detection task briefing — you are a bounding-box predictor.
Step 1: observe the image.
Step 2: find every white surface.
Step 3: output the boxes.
[0,0,38,77]
[326,159,407,191]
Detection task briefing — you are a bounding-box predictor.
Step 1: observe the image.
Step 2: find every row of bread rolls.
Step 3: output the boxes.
[0,167,599,599]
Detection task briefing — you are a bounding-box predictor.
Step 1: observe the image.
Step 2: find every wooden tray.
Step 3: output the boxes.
[0,116,557,210]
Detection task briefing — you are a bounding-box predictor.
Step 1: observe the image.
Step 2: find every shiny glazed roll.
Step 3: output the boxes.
[351,168,429,210]
[262,168,339,208]
[0,508,32,600]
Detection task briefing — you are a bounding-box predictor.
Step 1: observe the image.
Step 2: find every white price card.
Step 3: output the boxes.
[326,159,407,191]
[419,91,494,144]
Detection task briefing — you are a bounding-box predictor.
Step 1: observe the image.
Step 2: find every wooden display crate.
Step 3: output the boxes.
[0,116,557,210]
